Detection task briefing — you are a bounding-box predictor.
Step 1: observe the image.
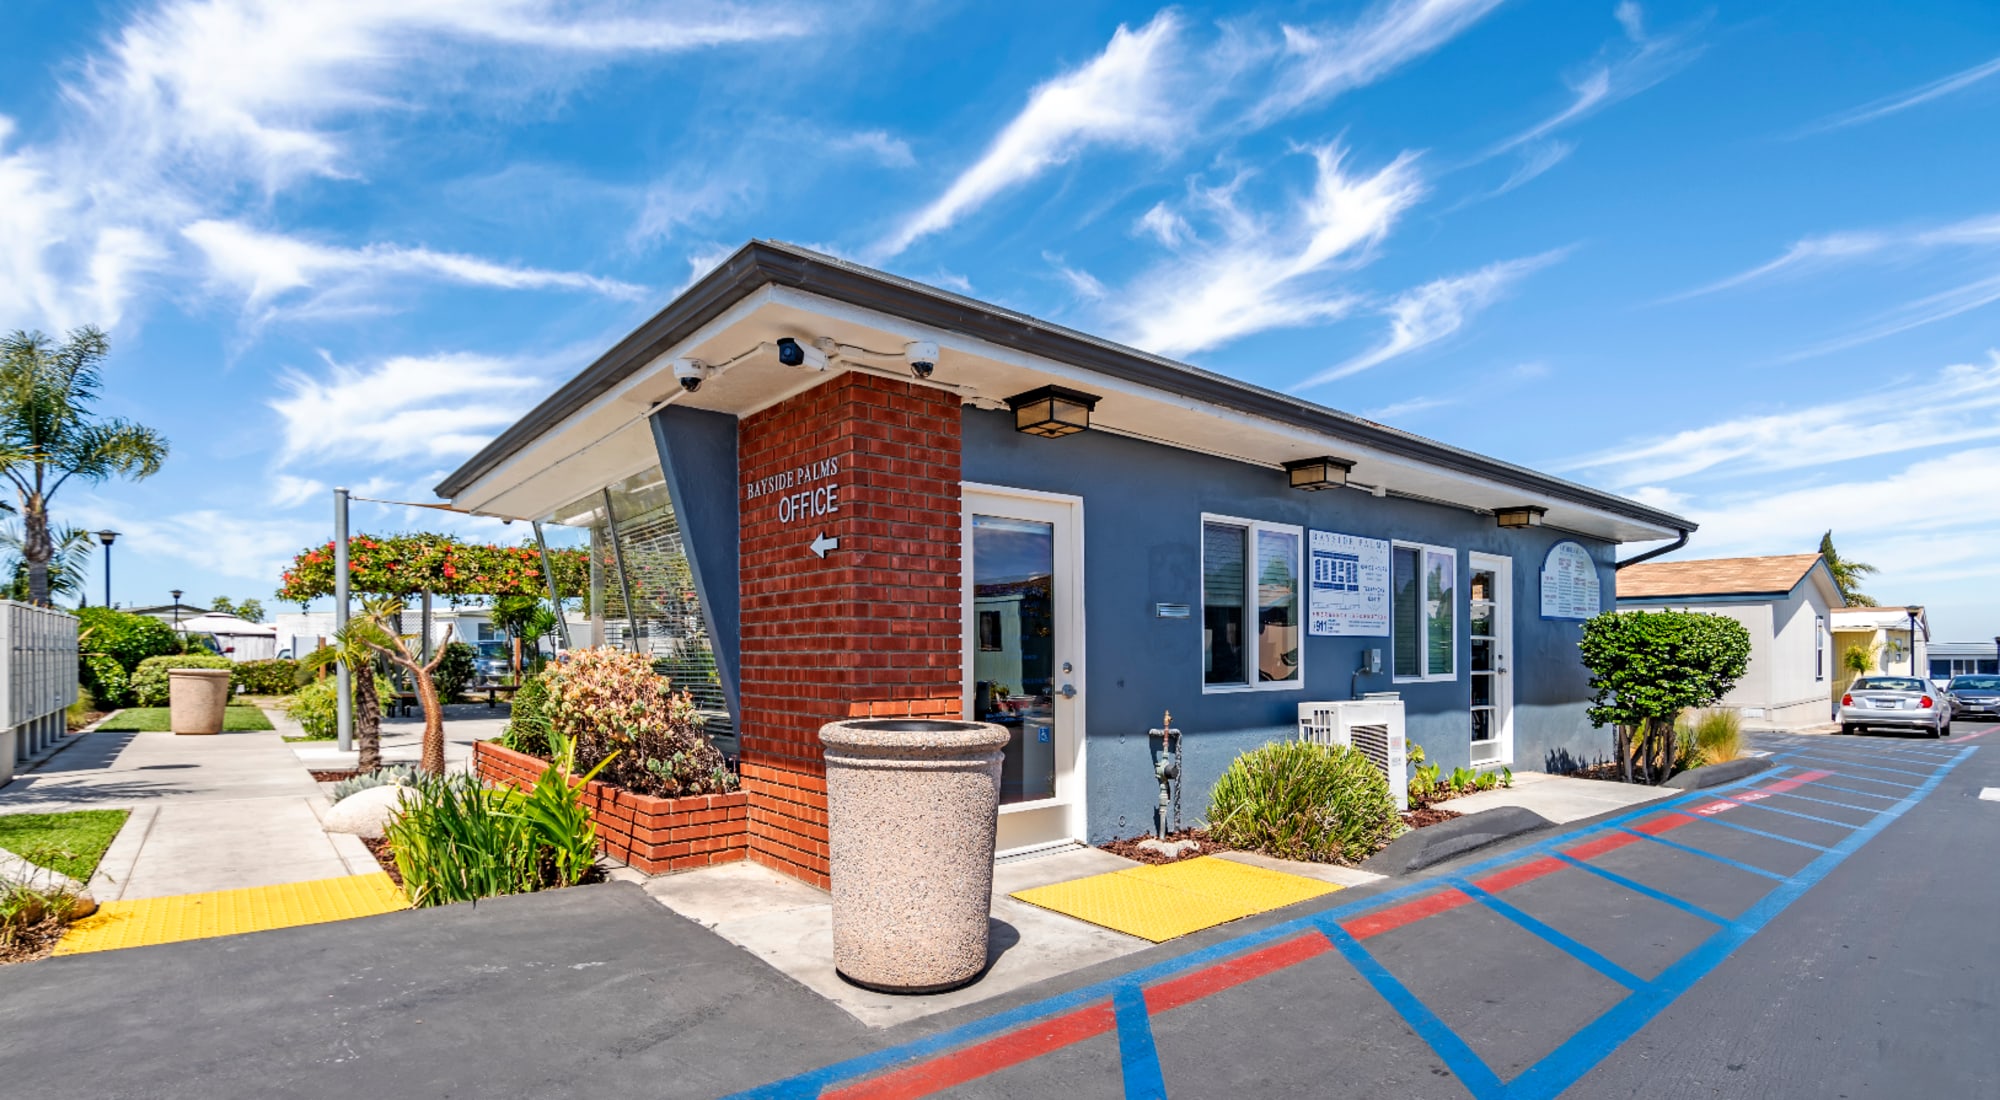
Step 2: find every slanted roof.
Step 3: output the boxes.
[433,240,1692,542]
[1617,554,1826,600]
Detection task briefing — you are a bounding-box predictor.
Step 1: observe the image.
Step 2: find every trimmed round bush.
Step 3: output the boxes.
[77,607,181,676]
[130,655,234,707]
[541,647,732,798]
[499,672,552,758]
[80,653,131,709]
[1206,741,1399,864]
[433,640,477,701]
[232,658,301,697]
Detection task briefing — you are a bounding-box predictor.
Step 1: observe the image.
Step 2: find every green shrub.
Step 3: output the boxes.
[232,658,300,696]
[287,674,399,739]
[541,647,733,798]
[130,654,234,707]
[79,653,130,709]
[386,735,608,907]
[434,640,478,702]
[499,672,553,758]
[1207,740,1399,864]
[76,607,181,672]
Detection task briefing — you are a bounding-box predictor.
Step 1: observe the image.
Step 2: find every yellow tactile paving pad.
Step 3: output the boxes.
[1011,856,1340,943]
[55,873,407,955]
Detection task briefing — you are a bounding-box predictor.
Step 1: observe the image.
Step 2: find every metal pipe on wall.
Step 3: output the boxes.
[333,487,351,753]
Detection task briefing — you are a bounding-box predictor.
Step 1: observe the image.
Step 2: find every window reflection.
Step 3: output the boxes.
[971,515,1057,804]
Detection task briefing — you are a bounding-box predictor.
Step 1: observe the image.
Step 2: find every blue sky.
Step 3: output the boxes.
[2,0,1997,639]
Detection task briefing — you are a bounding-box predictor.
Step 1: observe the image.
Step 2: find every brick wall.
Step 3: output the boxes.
[736,371,964,887]
[473,741,748,874]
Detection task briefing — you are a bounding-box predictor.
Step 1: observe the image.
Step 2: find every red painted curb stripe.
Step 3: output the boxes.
[825,1004,1117,1100]
[1474,856,1566,894]
[1342,887,1474,941]
[1146,931,1333,1015]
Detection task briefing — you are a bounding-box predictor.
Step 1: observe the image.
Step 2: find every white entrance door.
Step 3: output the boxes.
[962,485,1086,855]
[1469,553,1514,768]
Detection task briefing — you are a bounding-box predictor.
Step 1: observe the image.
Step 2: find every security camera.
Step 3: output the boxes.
[775,337,827,371]
[672,357,711,393]
[905,340,939,380]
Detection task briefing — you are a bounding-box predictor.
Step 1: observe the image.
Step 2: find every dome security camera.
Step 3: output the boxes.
[672,357,711,393]
[905,340,939,380]
[775,337,828,371]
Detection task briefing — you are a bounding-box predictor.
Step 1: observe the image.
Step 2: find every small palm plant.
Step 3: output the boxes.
[0,327,169,605]
[299,597,398,769]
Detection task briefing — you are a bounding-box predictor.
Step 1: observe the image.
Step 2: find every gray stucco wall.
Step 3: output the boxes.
[961,408,1617,844]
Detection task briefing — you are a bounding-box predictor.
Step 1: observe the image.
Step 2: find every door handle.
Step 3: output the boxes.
[1058,683,1077,699]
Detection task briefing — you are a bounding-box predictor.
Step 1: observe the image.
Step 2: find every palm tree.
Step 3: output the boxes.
[1819,531,1878,607]
[300,598,397,770]
[0,522,94,603]
[0,327,170,605]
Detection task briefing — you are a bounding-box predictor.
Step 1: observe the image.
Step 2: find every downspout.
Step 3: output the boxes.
[1614,528,1689,571]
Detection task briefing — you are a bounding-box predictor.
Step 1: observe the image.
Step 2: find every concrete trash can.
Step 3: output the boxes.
[168,669,233,735]
[820,717,1010,993]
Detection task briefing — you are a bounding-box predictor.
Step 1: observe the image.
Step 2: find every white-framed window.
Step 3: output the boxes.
[1392,541,1457,682]
[1815,616,1826,681]
[1201,515,1303,691]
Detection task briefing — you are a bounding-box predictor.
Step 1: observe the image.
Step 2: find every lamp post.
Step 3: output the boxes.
[95,530,119,608]
[1905,606,1921,677]
[170,588,183,631]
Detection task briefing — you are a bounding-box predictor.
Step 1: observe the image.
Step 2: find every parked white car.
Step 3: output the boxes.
[1839,676,1952,738]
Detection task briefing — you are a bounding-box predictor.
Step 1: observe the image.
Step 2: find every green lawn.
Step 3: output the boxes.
[97,705,275,733]
[0,810,129,881]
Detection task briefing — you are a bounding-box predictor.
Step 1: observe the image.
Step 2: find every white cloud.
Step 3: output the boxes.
[183,219,642,318]
[1803,53,2000,135]
[1254,0,1505,123]
[269,474,328,508]
[877,12,1188,258]
[269,350,546,465]
[0,0,809,333]
[1669,212,2000,300]
[1110,144,1428,357]
[1364,395,1452,421]
[1561,354,2000,486]
[1293,249,1562,388]
[1134,201,1193,247]
[1044,253,1108,301]
[675,242,740,293]
[830,129,916,168]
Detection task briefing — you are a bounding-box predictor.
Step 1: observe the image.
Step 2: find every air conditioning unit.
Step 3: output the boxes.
[1298,697,1408,810]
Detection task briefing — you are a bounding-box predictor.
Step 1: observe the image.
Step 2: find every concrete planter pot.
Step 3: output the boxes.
[167,668,233,735]
[819,717,1010,994]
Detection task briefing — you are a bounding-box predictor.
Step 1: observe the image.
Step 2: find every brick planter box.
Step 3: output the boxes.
[473,741,748,875]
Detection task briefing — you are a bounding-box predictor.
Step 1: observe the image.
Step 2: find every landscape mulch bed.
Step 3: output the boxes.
[360,837,404,888]
[1100,829,1231,865]
[0,915,69,966]
[310,769,367,783]
[1558,762,1635,784]
[1401,805,1463,828]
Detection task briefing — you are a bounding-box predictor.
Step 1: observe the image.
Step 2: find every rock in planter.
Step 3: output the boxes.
[322,783,411,840]
[0,846,96,918]
[820,717,1009,994]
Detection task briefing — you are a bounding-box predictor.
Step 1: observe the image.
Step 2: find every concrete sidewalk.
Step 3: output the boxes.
[283,701,506,772]
[0,711,376,900]
[1438,769,1672,823]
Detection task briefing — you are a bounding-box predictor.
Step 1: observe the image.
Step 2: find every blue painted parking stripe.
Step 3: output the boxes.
[1451,879,1646,992]
[1550,853,1728,926]
[1773,761,1923,787]
[1112,984,1167,1100]
[1500,746,1971,1100]
[724,764,1790,1098]
[1761,790,1887,814]
[1669,811,1834,851]
[1798,744,1951,767]
[1316,919,1506,1096]
[1705,795,1861,830]
[1809,779,1910,801]
[1615,826,1789,881]
[1776,760,1928,784]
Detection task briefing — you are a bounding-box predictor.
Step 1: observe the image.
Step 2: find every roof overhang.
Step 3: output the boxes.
[438,241,1694,543]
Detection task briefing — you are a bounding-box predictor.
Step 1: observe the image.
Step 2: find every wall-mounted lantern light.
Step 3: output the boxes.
[1494,505,1548,529]
[1282,456,1355,491]
[1006,385,1100,438]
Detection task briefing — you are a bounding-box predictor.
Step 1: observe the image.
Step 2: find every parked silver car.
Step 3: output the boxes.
[1946,675,2000,721]
[1839,676,1951,737]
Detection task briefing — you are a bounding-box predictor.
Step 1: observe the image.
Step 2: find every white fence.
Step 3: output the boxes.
[1,601,79,785]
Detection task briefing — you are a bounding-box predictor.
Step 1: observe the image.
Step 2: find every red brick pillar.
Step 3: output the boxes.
[735,372,964,887]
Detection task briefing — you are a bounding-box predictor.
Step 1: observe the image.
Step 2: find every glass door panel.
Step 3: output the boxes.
[1468,555,1512,767]
[971,514,1057,804]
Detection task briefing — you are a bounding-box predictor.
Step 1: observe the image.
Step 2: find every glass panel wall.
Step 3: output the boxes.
[549,468,733,750]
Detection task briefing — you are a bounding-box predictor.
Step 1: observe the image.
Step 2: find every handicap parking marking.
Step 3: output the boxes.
[735,750,1976,1100]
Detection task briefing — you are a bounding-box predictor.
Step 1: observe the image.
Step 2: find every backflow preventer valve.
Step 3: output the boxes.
[1149,712,1183,839]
